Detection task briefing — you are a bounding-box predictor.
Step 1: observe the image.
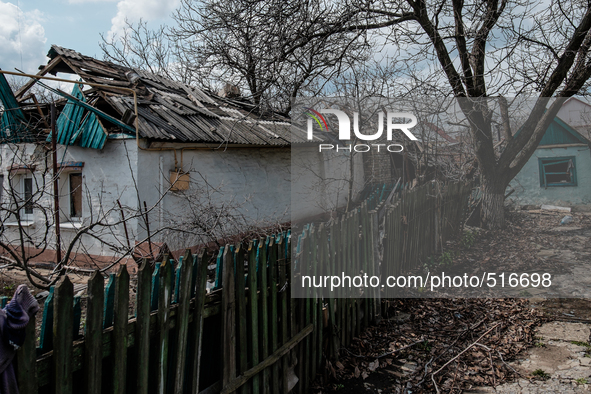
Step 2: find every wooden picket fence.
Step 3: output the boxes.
[382,181,473,277]
[13,180,472,394]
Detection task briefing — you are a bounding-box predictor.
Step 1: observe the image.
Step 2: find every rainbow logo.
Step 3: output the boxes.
[304,108,328,133]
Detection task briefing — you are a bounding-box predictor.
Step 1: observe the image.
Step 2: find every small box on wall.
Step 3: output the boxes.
[169,170,190,191]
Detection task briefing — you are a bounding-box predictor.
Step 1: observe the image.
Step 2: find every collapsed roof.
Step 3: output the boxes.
[2,45,312,149]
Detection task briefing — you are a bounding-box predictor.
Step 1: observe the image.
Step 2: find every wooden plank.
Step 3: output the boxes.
[174,255,184,303]
[308,228,318,382]
[174,251,194,393]
[278,235,290,394]
[327,221,339,361]
[221,324,314,394]
[84,271,104,394]
[136,260,151,394]
[213,247,225,291]
[157,259,173,393]
[370,210,381,323]
[268,238,280,393]
[316,226,325,371]
[234,245,249,394]
[103,273,115,329]
[54,276,74,394]
[151,262,162,311]
[16,313,36,394]
[39,287,54,353]
[113,265,130,394]
[15,56,63,99]
[35,296,221,388]
[72,296,82,339]
[247,241,260,394]
[258,238,270,394]
[222,246,237,388]
[191,249,210,394]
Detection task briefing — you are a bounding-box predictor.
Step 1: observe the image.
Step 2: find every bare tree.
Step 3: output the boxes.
[0,139,176,289]
[327,0,591,228]
[100,0,591,228]
[101,0,371,114]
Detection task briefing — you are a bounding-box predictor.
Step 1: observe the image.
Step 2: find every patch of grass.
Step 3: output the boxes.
[576,378,588,385]
[534,342,546,348]
[439,251,453,267]
[461,230,475,249]
[418,340,432,352]
[532,369,550,380]
[335,383,345,390]
[570,341,591,348]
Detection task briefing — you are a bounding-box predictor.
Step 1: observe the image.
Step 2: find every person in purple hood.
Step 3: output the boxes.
[0,285,39,394]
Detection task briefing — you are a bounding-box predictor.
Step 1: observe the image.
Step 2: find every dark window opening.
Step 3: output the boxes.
[70,173,82,218]
[24,177,33,214]
[539,157,577,187]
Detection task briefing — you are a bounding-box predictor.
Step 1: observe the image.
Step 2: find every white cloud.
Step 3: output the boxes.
[108,0,179,38]
[0,2,47,74]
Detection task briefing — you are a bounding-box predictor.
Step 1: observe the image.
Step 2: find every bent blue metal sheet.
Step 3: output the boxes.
[46,82,107,149]
[0,71,36,143]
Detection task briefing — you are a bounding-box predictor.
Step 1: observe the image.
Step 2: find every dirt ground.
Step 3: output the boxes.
[313,208,591,393]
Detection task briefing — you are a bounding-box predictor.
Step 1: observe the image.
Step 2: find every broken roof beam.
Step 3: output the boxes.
[15,56,65,100]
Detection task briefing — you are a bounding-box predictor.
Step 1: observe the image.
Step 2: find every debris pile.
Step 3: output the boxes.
[317,298,545,393]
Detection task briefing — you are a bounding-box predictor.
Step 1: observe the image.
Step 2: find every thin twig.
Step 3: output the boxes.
[433,323,501,376]
[376,339,425,359]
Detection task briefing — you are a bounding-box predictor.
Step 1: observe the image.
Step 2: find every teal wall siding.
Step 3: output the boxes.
[539,117,587,146]
[509,145,591,205]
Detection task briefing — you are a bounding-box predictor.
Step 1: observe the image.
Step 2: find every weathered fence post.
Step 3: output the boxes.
[157,258,173,393]
[114,264,130,394]
[16,311,36,394]
[85,271,104,394]
[53,276,73,394]
[222,246,237,388]
[136,259,151,394]
[174,250,194,394]
[191,249,210,393]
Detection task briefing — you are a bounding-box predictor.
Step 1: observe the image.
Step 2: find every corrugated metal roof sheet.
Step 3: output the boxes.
[48,83,107,149]
[42,45,305,147]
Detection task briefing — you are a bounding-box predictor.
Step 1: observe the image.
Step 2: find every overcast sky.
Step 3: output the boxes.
[0,0,179,74]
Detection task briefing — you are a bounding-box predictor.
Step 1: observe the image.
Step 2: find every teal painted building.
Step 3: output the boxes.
[509,117,591,206]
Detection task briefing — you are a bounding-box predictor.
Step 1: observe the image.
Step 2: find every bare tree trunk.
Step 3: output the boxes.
[480,178,507,229]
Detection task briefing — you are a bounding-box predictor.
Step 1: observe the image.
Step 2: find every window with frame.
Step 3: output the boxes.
[539,157,577,187]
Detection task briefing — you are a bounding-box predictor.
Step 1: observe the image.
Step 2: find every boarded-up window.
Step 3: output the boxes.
[70,173,82,218]
[539,157,577,187]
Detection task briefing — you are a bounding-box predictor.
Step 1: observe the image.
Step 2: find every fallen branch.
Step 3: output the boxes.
[432,323,501,376]
[377,339,425,359]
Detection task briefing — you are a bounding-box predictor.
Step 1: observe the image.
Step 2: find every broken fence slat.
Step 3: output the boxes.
[220,324,314,394]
